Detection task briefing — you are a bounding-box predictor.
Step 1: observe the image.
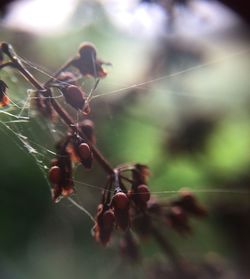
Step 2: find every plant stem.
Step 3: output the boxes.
[44,59,74,87]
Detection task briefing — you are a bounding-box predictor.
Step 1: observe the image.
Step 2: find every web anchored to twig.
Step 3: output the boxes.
[0,41,249,271]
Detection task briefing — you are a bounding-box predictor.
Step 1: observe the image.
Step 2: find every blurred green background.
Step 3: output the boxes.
[0,1,249,278]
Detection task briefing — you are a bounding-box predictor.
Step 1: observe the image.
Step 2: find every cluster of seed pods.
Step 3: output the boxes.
[92,165,152,246]
[0,41,207,259]
[48,120,95,202]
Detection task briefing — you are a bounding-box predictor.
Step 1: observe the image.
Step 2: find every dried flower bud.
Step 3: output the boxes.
[62,85,86,110]
[0,79,9,107]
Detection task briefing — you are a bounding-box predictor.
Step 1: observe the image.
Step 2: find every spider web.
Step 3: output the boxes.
[0,44,249,222]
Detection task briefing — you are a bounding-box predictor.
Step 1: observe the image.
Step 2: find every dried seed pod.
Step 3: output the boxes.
[137,184,150,203]
[112,192,129,210]
[78,143,91,160]
[77,142,93,169]
[62,85,86,110]
[48,165,62,184]
[93,206,115,245]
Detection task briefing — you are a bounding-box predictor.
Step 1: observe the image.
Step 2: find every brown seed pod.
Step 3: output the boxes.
[78,143,91,160]
[48,165,62,184]
[62,85,86,110]
[137,184,150,203]
[112,192,129,210]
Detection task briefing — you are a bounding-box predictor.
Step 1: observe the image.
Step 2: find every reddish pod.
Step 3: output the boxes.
[137,184,150,203]
[112,192,129,210]
[48,165,62,184]
[62,85,86,110]
[78,143,91,160]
